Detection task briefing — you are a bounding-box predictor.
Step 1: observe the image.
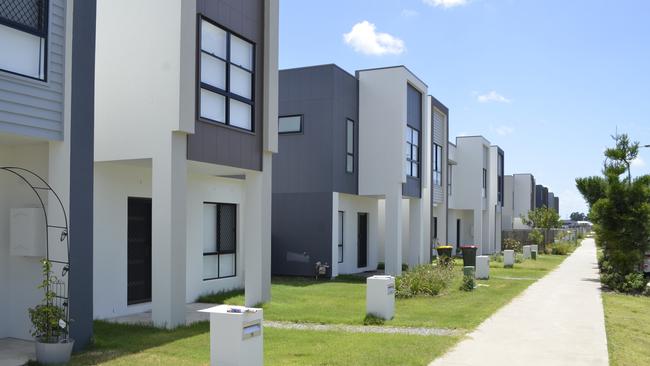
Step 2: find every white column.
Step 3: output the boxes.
[384,188,403,276]
[331,192,340,278]
[151,132,187,328]
[244,152,272,306]
[473,209,483,255]
[408,198,423,268]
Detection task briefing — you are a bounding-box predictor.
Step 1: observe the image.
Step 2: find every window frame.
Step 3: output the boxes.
[338,211,344,263]
[448,164,453,196]
[406,126,420,178]
[482,168,487,198]
[433,143,442,186]
[278,114,303,134]
[0,0,49,81]
[197,15,256,132]
[346,118,355,173]
[202,202,237,281]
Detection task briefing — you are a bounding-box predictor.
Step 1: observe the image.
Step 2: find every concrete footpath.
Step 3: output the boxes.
[430,238,609,366]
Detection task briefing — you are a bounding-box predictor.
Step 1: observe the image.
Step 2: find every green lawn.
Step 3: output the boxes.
[69,254,569,365]
[603,292,650,366]
[200,255,568,329]
[71,321,459,366]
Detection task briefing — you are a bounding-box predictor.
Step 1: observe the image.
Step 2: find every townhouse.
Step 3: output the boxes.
[430,97,449,258]
[93,0,278,328]
[272,65,431,277]
[0,0,96,348]
[502,175,514,230]
[512,173,536,228]
[447,136,504,255]
[535,184,549,209]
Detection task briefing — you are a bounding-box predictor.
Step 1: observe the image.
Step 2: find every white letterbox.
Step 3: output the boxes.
[504,250,515,268]
[476,256,490,279]
[10,208,45,257]
[522,245,532,260]
[366,275,395,320]
[531,245,539,254]
[199,305,263,366]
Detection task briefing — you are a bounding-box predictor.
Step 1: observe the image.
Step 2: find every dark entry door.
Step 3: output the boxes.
[357,213,368,268]
[128,197,152,305]
[456,219,461,250]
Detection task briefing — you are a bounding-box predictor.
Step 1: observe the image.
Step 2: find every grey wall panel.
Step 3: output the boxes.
[68,0,96,351]
[331,66,358,195]
[188,0,265,171]
[432,107,445,203]
[0,0,67,140]
[271,192,333,276]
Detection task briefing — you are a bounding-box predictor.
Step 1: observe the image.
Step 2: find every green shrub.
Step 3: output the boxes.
[549,241,573,255]
[377,262,385,270]
[363,314,386,326]
[459,275,475,292]
[490,253,503,263]
[515,254,524,263]
[395,263,455,298]
[528,230,544,247]
[502,238,522,252]
[621,273,647,294]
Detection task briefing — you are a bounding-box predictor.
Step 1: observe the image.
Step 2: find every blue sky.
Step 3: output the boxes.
[278,0,650,219]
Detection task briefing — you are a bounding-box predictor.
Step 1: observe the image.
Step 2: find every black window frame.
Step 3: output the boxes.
[0,0,49,81]
[198,15,256,132]
[278,114,303,134]
[203,202,237,281]
[338,211,344,263]
[433,217,438,239]
[482,168,488,198]
[433,143,442,186]
[406,126,420,178]
[346,118,355,173]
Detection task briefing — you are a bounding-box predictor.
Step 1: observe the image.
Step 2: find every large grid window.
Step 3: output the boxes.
[203,203,237,280]
[405,126,420,178]
[0,0,48,80]
[346,119,354,173]
[433,144,442,186]
[338,211,344,263]
[199,18,254,131]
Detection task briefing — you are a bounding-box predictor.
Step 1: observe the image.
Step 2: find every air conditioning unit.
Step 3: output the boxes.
[10,208,45,257]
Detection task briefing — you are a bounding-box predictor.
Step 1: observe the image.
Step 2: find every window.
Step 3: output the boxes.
[433,217,438,239]
[482,168,487,198]
[203,203,237,280]
[338,211,344,263]
[346,119,354,173]
[448,165,453,196]
[0,0,48,80]
[199,18,254,131]
[497,152,505,206]
[433,144,442,186]
[405,126,420,178]
[279,115,302,134]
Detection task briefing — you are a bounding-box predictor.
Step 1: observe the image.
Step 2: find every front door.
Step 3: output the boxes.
[357,213,368,268]
[127,197,152,305]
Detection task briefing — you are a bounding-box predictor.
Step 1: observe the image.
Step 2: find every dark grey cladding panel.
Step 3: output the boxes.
[407,83,422,130]
[275,65,358,195]
[272,192,333,277]
[68,0,96,351]
[403,176,421,198]
[188,0,265,171]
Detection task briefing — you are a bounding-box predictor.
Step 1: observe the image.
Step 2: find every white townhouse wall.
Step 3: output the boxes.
[357,67,430,275]
[0,0,96,348]
[94,0,278,328]
[502,175,514,231]
[447,136,502,255]
[513,173,536,224]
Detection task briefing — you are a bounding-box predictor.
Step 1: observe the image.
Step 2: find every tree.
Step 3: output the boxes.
[576,132,650,282]
[570,212,588,221]
[522,207,562,229]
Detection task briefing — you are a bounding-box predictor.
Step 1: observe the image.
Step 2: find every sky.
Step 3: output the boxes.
[278,0,650,219]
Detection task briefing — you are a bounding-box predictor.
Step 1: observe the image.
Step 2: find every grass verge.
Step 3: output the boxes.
[602,292,650,366]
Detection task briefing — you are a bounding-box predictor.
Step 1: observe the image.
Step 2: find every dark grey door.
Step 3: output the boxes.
[128,197,152,305]
[456,219,461,250]
[357,213,368,268]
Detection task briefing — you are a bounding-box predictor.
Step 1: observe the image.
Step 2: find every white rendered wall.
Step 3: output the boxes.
[0,143,50,340]
[333,193,380,275]
[447,209,474,254]
[94,0,196,163]
[513,174,535,222]
[502,175,514,231]
[486,146,503,255]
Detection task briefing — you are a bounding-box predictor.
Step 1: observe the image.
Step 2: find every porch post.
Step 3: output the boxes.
[408,198,423,268]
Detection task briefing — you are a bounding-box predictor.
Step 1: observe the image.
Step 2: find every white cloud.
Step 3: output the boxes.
[423,0,469,8]
[401,9,419,17]
[343,21,405,56]
[478,91,511,103]
[632,157,645,168]
[495,125,515,136]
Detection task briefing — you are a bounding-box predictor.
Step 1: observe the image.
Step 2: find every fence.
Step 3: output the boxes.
[502,228,579,253]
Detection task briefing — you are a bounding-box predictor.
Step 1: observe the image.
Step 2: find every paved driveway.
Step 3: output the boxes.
[430,239,609,366]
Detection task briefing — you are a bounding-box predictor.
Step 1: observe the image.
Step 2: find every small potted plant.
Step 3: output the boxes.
[28,259,74,364]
